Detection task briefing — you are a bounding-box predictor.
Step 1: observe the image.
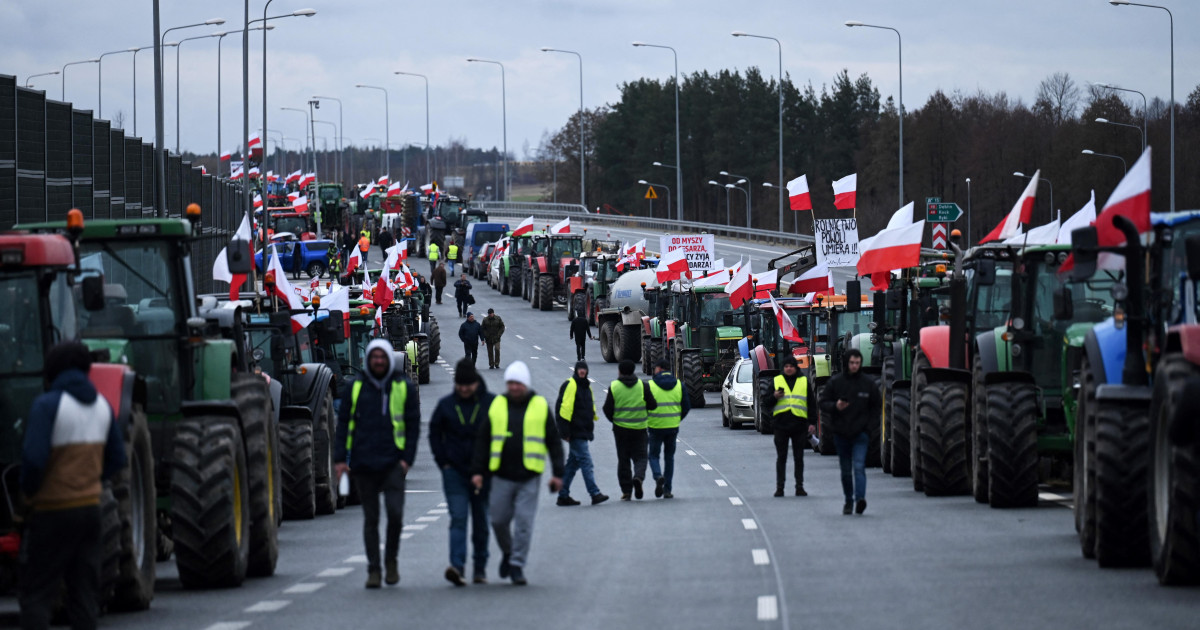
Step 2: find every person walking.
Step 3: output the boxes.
[818,349,880,515]
[447,239,459,276]
[470,361,565,585]
[602,359,657,501]
[480,308,506,369]
[20,342,126,630]
[432,262,448,305]
[358,230,371,264]
[335,338,421,588]
[766,356,815,498]
[647,359,690,499]
[342,229,356,268]
[569,309,593,360]
[429,359,494,586]
[458,312,484,367]
[554,361,608,506]
[428,239,441,274]
[454,274,473,318]
[377,227,395,262]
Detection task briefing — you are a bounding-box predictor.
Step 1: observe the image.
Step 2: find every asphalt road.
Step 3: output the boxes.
[7,282,1198,630]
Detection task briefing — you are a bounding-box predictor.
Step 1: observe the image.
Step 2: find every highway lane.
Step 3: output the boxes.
[22,284,1199,630]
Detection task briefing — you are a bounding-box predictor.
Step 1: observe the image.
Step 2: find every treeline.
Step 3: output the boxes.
[537,69,1200,242]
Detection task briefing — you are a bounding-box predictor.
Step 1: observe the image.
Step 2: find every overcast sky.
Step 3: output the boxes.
[2,0,1197,179]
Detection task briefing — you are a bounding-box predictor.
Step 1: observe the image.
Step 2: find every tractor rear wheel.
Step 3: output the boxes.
[280,420,316,520]
[1075,357,1099,558]
[171,416,251,588]
[313,390,339,517]
[599,321,616,363]
[1095,401,1151,567]
[755,376,774,434]
[109,407,156,610]
[919,380,970,497]
[616,324,642,364]
[231,374,279,577]
[428,316,442,362]
[418,337,431,384]
[880,358,895,474]
[890,386,912,477]
[681,352,705,409]
[910,354,930,491]
[538,275,554,311]
[1148,354,1200,584]
[985,381,1039,507]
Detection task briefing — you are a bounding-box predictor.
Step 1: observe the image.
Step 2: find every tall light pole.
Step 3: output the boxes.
[727,182,751,228]
[965,177,972,242]
[281,106,313,175]
[1095,117,1145,152]
[256,6,317,205]
[1014,172,1053,221]
[846,20,903,207]
[638,179,671,218]
[708,180,731,226]
[313,119,337,179]
[633,42,682,221]
[175,32,222,153]
[61,58,99,102]
[732,31,784,231]
[719,170,751,219]
[1096,82,1148,151]
[1108,0,1173,211]
[391,72,430,183]
[540,48,585,208]
[355,84,390,179]
[1082,149,1128,175]
[312,94,343,184]
[131,43,174,136]
[159,15,224,190]
[97,48,137,119]
[24,70,59,89]
[466,58,507,201]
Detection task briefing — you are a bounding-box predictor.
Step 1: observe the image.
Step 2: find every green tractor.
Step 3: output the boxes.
[645,284,747,408]
[498,233,536,297]
[744,297,817,434]
[20,212,280,590]
[568,252,619,324]
[316,183,348,233]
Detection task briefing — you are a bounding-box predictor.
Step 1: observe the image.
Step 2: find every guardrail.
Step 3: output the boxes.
[471,201,590,215]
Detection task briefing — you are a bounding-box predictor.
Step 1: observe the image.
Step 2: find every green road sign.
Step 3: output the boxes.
[925,198,963,222]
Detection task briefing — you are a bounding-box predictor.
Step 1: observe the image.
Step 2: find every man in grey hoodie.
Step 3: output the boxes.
[335,339,421,588]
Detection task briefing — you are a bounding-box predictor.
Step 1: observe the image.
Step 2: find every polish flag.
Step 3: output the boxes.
[287,191,300,203]
[230,163,244,180]
[1058,190,1097,246]
[981,170,1039,243]
[787,175,812,211]
[249,166,261,180]
[387,181,403,196]
[212,213,254,300]
[1068,147,1153,269]
[692,267,732,287]
[655,247,691,282]
[359,184,374,200]
[1003,219,1060,246]
[323,286,352,338]
[384,243,406,270]
[512,216,535,237]
[633,239,647,260]
[253,193,263,209]
[372,273,394,308]
[220,149,231,162]
[870,272,891,291]
[291,195,309,213]
[361,268,373,296]
[266,246,313,332]
[377,175,389,188]
[551,218,570,234]
[753,268,778,296]
[286,170,302,184]
[727,262,754,309]
[833,173,857,210]
[266,170,278,183]
[248,134,262,149]
[344,246,362,276]
[299,173,316,188]
[857,221,926,277]
[790,262,833,295]
[885,202,915,229]
[770,294,803,343]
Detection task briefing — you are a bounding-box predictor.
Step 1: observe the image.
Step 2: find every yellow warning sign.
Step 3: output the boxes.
[644,186,658,200]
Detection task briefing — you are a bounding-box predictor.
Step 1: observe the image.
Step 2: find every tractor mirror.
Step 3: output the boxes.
[81,276,106,312]
[975,259,996,286]
[885,288,903,309]
[845,281,861,312]
[1070,226,1099,282]
[1185,235,1200,280]
[226,239,253,275]
[1053,286,1074,321]
[325,310,346,342]
[873,294,886,325]
[722,312,734,326]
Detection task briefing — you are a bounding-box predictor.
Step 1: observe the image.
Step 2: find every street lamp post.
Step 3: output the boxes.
[159,17,224,220]
[726,182,751,228]
[392,72,430,183]
[130,43,174,136]
[24,70,59,89]
[280,106,313,175]
[638,180,671,218]
[708,180,730,225]
[719,171,751,222]
[1108,0,1173,211]
[965,178,972,242]
[633,42,682,221]
[732,31,784,231]
[1096,82,1148,151]
[846,20,903,207]
[540,48,585,208]
[175,32,222,154]
[312,95,344,185]
[1014,172,1053,220]
[355,85,390,181]
[313,119,338,182]
[466,58,507,201]
[97,48,137,120]
[61,58,99,102]
[1094,117,1145,153]
[1082,149,1128,175]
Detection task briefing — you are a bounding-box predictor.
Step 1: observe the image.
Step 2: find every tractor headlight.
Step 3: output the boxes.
[1012,317,1025,330]
[1011,343,1023,358]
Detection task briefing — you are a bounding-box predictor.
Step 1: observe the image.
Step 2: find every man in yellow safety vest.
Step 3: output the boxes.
[602,360,658,501]
[554,361,608,506]
[470,361,564,585]
[428,240,441,274]
[335,338,421,589]
[767,355,815,498]
[447,240,459,275]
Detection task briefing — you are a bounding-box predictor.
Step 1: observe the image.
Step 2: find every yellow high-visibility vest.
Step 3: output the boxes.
[772,374,808,418]
[347,380,408,454]
[610,380,649,430]
[647,376,683,429]
[488,395,549,473]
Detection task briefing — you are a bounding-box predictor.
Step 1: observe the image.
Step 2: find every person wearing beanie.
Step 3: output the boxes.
[470,361,565,585]
[553,362,608,506]
[765,355,816,499]
[819,348,880,515]
[602,359,658,500]
[429,359,495,586]
[458,312,484,367]
[432,261,448,304]
[648,359,690,499]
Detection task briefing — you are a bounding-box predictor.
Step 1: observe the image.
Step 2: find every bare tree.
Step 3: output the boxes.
[111,109,126,130]
[1034,72,1081,125]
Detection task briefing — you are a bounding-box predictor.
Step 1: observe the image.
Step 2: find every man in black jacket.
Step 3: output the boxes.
[428,359,494,586]
[569,310,592,360]
[602,360,657,501]
[554,362,608,506]
[458,312,484,367]
[818,349,881,515]
[335,338,421,588]
[763,356,815,497]
[470,361,564,585]
[454,274,473,318]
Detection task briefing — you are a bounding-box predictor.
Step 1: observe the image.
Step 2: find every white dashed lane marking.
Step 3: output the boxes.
[403,524,428,531]
[685,450,696,456]
[204,623,251,630]
[283,582,326,594]
[758,595,779,621]
[742,519,758,530]
[516,335,525,340]
[344,555,368,564]
[752,549,770,566]
[729,497,743,506]
[245,600,291,613]
[416,516,439,522]
[427,508,448,514]
[701,464,712,471]
[715,479,728,487]
[551,356,560,361]
[532,345,542,350]
[317,567,355,577]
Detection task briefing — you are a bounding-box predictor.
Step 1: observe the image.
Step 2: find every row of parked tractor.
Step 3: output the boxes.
[0,206,444,611]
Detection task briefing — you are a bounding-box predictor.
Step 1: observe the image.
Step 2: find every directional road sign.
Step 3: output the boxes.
[926,197,963,222]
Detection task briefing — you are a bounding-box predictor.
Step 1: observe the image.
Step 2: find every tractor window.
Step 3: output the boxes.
[971,269,1012,330]
[0,273,44,374]
[319,187,340,202]
[698,293,732,325]
[552,238,583,259]
[837,310,875,336]
[274,216,308,236]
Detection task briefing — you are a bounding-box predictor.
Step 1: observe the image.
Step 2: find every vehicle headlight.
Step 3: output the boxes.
[733,392,753,404]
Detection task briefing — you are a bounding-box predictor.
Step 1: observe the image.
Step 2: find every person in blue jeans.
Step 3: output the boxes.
[647,360,690,499]
[554,362,609,506]
[428,359,494,586]
[818,349,881,515]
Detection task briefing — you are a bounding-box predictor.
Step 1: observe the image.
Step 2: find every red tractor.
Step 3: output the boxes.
[523,233,585,312]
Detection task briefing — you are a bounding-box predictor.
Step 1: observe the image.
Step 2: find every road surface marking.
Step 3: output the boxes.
[516,335,525,340]
[758,595,779,621]
[551,356,560,361]
[416,516,439,522]
[588,378,596,383]
[405,490,437,493]
[742,519,758,530]
[701,464,713,470]
[752,549,770,566]
[427,508,448,514]
[245,601,291,613]
[403,523,428,530]
[533,345,542,350]
[344,555,368,563]
[685,450,696,456]
[401,533,414,540]
[715,479,728,487]
[204,624,251,630]
[729,497,743,506]
[317,567,354,577]
[438,502,448,508]
[283,582,325,594]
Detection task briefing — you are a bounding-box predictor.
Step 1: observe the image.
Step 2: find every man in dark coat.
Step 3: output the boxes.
[818,349,881,515]
[431,262,448,304]
[569,310,593,360]
[458,312,484,367]
[454,274,473,318]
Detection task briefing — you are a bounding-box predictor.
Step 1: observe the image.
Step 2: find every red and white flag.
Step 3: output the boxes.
[287,191,300,203]
[344,246,362,276]
[633,239,647,260]
[323,286,352,338]
[230,163,244,180]
[266,170,278,183]
[291,195,309,213]
[790,262,833,295]
[1003,219,1061,246]
[253,193,263,209]
[286,170,302,184]
[299,172,316,188]
[857,221,926,277]
[359,184,374,200]
[387,181,402,196]
[377,175,389,188]
[727,262,754,309]
[266,246,314,332]
[1058,190,1097,246]
[832,173,857,210]
[981,169,1039,243]
[372,272,394,308]
[655,247,691,282]
[220,149,232,162]
[787,175,811,211]
[753,268,778,296]
[212,213,254,300]
[1066,147,1153,270]
[769,294,803,343]
[551,218,570,234]
[248,134,262,149]
[249,166,261,180]
[512,216,535,237]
